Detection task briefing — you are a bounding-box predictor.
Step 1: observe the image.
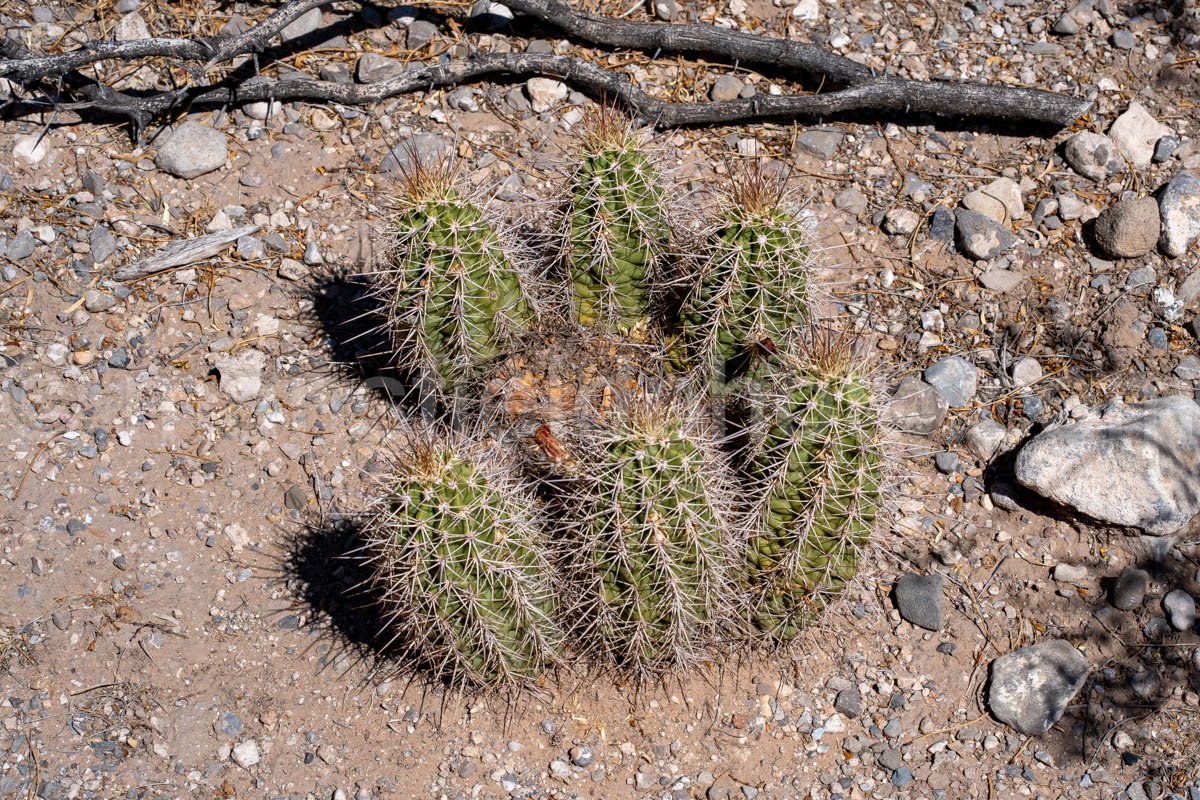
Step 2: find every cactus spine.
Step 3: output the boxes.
[374,157,538,392]
[562,109,672,338]
[683,162,812,378]
[566,391,736,676]
[361,433,563,688]
[740,337,883,642]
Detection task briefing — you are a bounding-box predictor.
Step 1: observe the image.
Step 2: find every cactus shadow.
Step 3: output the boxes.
[306,266,442,422]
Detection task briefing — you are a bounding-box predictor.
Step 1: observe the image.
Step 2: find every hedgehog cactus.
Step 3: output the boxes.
[361,433,563,688]
[566,390,737,676]
[739,335,884,642]
[683,162,813,379]
[374,156,538,393]
[562,108,672,338]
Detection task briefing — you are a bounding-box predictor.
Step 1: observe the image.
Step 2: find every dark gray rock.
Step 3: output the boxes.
[955,209,1018,260]
[894,573,944,631]
[1111,567,1149,610]
[834,688,863,718]
[1093,197,1161,259]
[884,376,948,434]
[924,355,978,408]
[1158,172,1200,259]
[1153,136,1181,163]
[929,207,956,241]
[90,226,117,263]
[1015,396,1200,534]
[988,640,1090,735]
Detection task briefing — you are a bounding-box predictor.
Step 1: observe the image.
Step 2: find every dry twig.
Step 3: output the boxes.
[0,0,1091,136]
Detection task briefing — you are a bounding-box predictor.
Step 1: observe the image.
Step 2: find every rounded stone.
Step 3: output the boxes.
[1092,197,1160,259]
[155,122,228,179]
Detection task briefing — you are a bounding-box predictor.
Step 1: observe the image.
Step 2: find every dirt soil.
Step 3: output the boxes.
[2,0,1200,799]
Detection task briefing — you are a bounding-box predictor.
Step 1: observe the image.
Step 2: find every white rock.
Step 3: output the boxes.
[525,78,568,112]
[243,100,282,120]
[1015,396,1200,535]
[155,122,228,179]
[12,134,49,165]
[215,349,266,403]
[1158,172,1200,259]
[792,0,820,20]
[1011,356,1042,388]
[1108,101,1172,170]
[115,11,151,41]
[231,739,261,769]
[965,418,1008,461]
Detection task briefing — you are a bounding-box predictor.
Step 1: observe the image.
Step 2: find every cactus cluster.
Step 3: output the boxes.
[356,110,888,690]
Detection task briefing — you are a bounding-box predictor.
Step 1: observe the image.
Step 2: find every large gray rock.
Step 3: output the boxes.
[155,122,227,179]
[381,133,450,172]
[1015,396,1200,534]
[1092,197,1160,259]
[988,640,1090,736]
[1159,172,1200,258]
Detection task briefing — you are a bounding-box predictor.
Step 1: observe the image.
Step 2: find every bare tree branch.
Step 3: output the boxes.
[0,0,1092,135]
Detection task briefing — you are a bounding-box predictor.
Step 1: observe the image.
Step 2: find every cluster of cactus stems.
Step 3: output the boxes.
[358,110,887,689]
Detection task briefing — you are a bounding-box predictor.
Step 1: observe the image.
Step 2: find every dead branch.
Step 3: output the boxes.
[0,0,1091,135]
